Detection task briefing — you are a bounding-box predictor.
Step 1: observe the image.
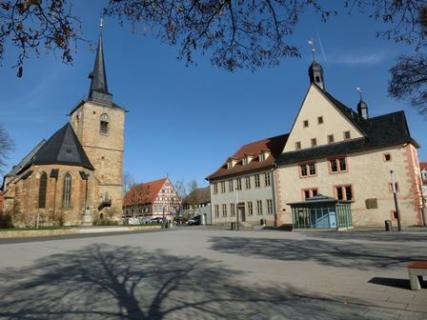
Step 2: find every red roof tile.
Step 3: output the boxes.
[206,134,289,180]
[123,178,167,207]
[420,162,427,170]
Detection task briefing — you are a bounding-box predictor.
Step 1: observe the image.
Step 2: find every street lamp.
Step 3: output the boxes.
[390,170,402,232]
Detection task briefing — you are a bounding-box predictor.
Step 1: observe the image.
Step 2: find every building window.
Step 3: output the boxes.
[311,138,317,147]
[228,180,234,192]
[384,153,392,162]
[329,157,347,173]
[302,188,318,200]
[227,162,233,169]
[242,157,248,165]
[245,176,251,189]
[214,205,219,218]
[222,204,227,217]
[254,174,261,188]
[38,172,48,209]
[221,181,226,193]
[259,153,265,161]
[236,178,242,190]
[318,116,324,124]
[300,162,316,177]
[266,199,273,214]
[295,141,301,150]
[213,183,218,194]
[264,172,271,186]
[335,185,353,201]
[256,200,263,215]
[327,134,334,144]
[62,173,72,209]
[344,131,351,140]
[303,120,309,128]
[247,201,253,216]
[230,203,236,217]
[365,198,378,209]
[100,113,109,135]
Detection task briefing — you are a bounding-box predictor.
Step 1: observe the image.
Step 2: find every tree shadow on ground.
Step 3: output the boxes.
[209,237,427,270]
[304,231,427,242]
[0,243,423,320]
[368,277,412,290]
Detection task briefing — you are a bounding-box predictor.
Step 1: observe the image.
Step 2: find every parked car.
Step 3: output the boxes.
[187,215,201,225]
[150,217,164,224]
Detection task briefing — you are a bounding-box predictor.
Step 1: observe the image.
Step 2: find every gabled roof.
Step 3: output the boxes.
[277,111,417,165]
[206,134,289,180]
[21,123,94,171]
[123,178,168,207]
[320,88,367,136]
[5,139,46,177]
[183,186,210,205]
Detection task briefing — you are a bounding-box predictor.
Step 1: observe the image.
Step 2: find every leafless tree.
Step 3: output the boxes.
[389,55,427,116]
[173,179,187,201]
[122,171,136,195]
[0,124,14,173]
[0,0,82,77]
[2,1,427,112]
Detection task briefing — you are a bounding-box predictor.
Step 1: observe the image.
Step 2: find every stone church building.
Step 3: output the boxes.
[1,29,125,227]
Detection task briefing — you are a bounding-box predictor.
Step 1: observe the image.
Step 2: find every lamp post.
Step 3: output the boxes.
[235,183,240,231]
[390,170,402,232]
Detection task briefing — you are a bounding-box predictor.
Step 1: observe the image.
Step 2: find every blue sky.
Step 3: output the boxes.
[1,1,426,189]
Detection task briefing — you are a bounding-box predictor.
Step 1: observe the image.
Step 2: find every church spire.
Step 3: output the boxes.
[356,87,369,120]
[307,39,325,90]
[88,18,113,106]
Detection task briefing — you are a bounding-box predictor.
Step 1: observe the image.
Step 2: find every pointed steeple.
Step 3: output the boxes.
[88,18,113,106]
[356,87,369,120]
[307,39,325,90]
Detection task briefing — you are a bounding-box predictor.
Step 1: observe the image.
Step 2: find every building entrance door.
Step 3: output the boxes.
[237,203,246,222]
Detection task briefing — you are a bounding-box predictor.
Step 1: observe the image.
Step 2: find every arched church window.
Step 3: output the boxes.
[38,172,48,208]
[100,113,109,135]
[63,173,72,209]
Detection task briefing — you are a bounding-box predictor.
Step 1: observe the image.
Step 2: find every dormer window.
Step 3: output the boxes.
[227,162,233,169]
[242,158,248,165]
[259,153,265,161]
[100,113,109,135]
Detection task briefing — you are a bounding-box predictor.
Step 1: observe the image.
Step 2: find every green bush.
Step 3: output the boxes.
[94,219,119,226]
[0,214,14,229]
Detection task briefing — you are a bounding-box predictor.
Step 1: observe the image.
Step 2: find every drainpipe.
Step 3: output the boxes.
[270,166,278,228]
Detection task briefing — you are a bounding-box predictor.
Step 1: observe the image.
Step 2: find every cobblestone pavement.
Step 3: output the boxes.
[0,228,426,319]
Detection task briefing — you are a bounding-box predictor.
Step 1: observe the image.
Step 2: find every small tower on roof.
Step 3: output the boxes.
[88,17,113,106]
[307,40,325,90]
[356,87,369,120]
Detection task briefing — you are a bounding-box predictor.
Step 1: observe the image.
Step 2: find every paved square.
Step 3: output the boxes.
[0,229,426,319]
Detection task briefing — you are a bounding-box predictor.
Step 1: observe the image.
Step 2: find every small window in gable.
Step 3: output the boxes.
[100,113,109,135]
[303,120,309,128]
[318,116,324,124]
[344,131,351,140]
[384,154,392,162]
[327,134,334,144]
[295,141,301,150]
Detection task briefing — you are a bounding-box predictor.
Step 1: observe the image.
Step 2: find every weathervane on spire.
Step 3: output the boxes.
[356,87,363,101]
[308,39,316,61]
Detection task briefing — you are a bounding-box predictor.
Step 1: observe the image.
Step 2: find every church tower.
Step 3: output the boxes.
[308,61,325,90]
[70,22,125,221]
